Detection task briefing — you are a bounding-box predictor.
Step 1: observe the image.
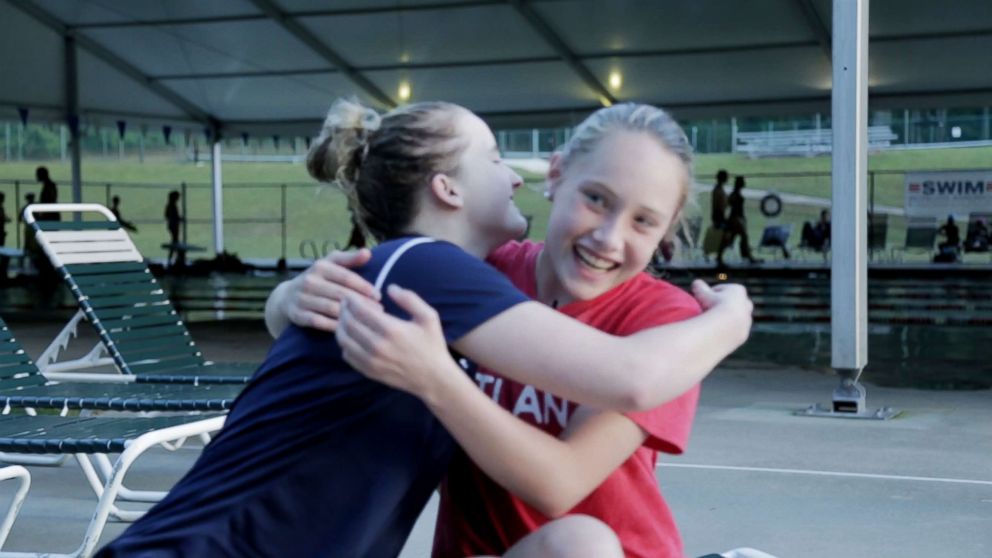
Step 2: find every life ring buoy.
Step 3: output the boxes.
[760,193,783,218]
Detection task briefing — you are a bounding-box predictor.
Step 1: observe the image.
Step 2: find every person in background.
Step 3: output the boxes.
[718,176,760,265]
[35,166,60,222]
[0,191,9,247]
[800,209,831,252]
[111,195,139,233]
[933,214,961,263]
[710,169,729,231]
[0,191,10,282]
[164,190,182,266]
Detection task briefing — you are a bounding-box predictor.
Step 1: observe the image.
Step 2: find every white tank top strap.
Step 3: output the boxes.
[373,237,436,292]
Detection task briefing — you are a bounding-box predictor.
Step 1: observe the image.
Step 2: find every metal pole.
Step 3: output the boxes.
[904,109,911,144]
[105,184,111,208]
[815,113,823,155]
[708,119,716,153]
[731,117,738,153]
[281,183,287,261]
[531,128,539,158]
[869,172,875,224]
[211,139,224,255]
[983,107,990,140]
[832,0,868,377]
[65,33,83,204]
[800,0,894,420]
[4,123,9,161]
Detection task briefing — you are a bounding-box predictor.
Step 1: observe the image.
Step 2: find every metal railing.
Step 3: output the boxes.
[2,168,989,264]
[0,179,341,263]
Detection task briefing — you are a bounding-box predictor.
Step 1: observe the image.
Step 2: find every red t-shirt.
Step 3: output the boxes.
[433,240,702,558]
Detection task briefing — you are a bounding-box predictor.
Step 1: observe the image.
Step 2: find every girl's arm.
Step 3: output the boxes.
[429,376,650,517]
[340,282,749,412]
[264,249,380,338]
[454,285,746,411]
[273,251,751,412]
[421,362,648,517]
[336,287,663,517]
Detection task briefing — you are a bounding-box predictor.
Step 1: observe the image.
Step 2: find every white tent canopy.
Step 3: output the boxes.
[2,0,990,134]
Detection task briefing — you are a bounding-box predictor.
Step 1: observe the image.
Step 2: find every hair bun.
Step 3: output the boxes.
[358,108,381,133]
[320,99,381,134]
[307,98,381,186]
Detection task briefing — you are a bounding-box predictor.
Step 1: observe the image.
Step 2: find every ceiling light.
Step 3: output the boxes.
[608,70,622,90]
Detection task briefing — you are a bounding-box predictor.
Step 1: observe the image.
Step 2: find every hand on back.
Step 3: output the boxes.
[337,285,456,403]
[691,279,753,346]
[283,249,380,331]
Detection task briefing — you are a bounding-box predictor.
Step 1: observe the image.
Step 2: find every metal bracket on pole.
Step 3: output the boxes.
[796,368,900,420]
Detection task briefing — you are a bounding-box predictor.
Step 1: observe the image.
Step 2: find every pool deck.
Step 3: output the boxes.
[0,318,989,558]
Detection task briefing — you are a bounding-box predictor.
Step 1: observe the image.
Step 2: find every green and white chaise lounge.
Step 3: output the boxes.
[0,414,225,558]
[0,320,227,556]
[0,316,240,415]
[24,204,257,386]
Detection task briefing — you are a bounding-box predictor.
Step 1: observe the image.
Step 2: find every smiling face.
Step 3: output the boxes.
[449,111,528,251]
[538,130,688,305]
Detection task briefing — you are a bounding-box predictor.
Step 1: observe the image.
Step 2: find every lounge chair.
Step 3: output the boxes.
[0,318,228,555]
[757,224,792,260]
[868,212,888,261]
[892,217,937,261]
[1,316,239,415]
[0,413,225,558]
[23,204,256,386]
[0,465,29,551]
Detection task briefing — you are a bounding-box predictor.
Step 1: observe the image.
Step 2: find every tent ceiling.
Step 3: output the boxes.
[1,0,990,136]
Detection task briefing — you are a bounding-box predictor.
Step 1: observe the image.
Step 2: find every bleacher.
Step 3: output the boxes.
[5,263,992,329]
[661,274,992,327]
[736,126,899,157]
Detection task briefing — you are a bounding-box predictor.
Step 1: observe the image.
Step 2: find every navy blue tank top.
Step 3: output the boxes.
[98,237,527,558]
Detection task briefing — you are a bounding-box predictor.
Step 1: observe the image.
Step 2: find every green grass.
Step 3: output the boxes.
[1,146,990,262]
[690,146,992,261]
[695,145,992,207]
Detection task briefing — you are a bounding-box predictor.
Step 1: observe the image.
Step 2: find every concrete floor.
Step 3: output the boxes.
[1,318,989,557]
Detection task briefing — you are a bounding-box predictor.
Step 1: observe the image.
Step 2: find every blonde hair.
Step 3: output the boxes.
[558,103,696,243]
[306,98,467,242]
